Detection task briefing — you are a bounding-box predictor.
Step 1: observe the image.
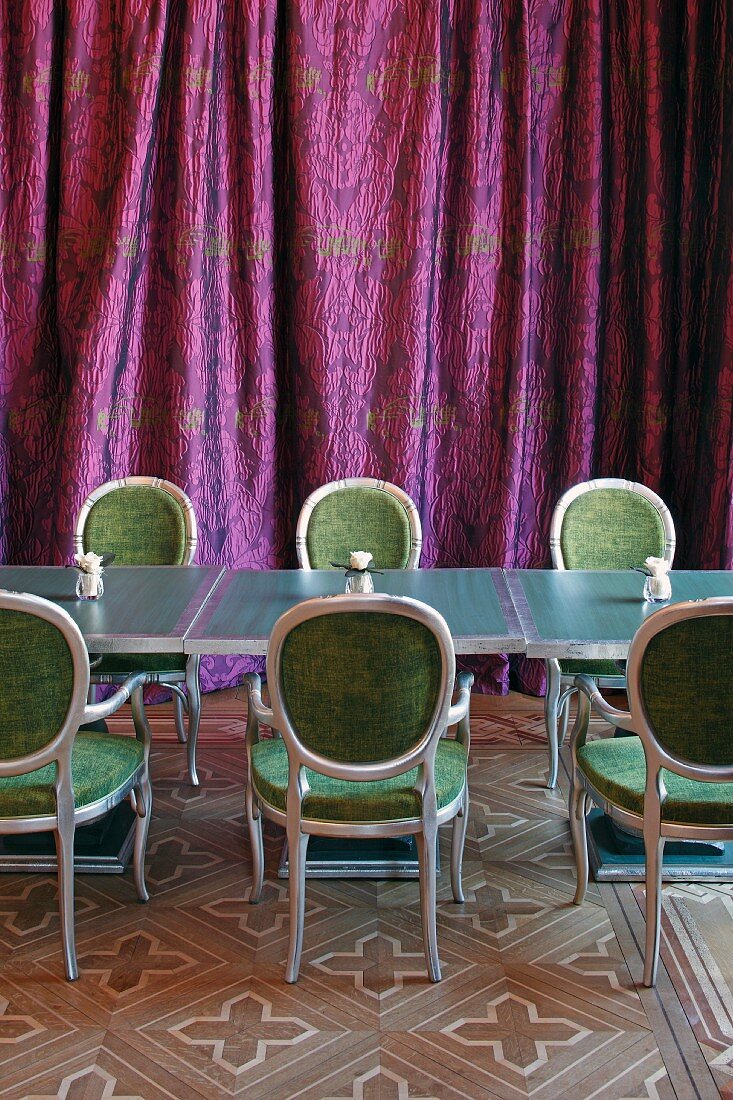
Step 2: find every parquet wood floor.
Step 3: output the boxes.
[0,692,726,1098]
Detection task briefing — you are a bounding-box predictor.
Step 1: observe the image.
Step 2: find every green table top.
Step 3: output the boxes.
[185,568,524,655]
[0,566,224,652]
[505,569,733,658]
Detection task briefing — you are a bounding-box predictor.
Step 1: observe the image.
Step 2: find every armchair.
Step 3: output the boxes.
[0,591,153,980]
[243,594,472,983]
[568,598,733,986]
[74,475,203,784]
[544,478,675,788]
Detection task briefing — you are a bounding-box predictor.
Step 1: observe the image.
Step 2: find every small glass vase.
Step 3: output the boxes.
[76,571,104,601]
[345,571,374,594]
[643,574,671,603]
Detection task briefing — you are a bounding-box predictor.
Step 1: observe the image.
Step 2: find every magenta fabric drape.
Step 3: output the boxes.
[1,1,731,693]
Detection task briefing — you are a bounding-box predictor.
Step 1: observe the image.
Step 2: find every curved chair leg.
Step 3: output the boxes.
[55,823,78,980]
[416,823,441,982]
[246,783,265,903]
[132,775,153,903]
[544,659,562,789]
[643,824,666,987]
[558,688,573,747]
[185,656,202,787]
[172,690,188,744]
[285,824,309,983]
[569,783,590,905]
[450,787,469,904]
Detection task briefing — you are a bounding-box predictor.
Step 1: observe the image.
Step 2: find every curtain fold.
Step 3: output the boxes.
[1,0,731,693]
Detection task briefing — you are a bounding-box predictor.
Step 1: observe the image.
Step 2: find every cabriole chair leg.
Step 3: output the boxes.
[416,823,441,982]
[285,825,309,983]
[544,659,562,790]
[450,787,469,904]
[173,690,188,744]
[132,777,152,903]
[643,829,666,987]
[569,783,590,905]
[246,784,265,903]
[55,823,78,981]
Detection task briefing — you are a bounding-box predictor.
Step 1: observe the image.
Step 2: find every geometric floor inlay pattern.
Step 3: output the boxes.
[0,691,724,1098]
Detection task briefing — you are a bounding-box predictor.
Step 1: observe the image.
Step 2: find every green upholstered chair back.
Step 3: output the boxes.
[277,607,445,764]
[74,478,196,565]
[0,606,77,761]
[296,479,421,570]
[552,481,674,571]
[638,611,733,767]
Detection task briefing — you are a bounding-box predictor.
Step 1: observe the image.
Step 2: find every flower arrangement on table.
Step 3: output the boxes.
[632,556,672,603]
[73,551,115,600]
[330,551,383,593]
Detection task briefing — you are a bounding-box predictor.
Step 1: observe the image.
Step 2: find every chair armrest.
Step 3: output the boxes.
[82,670,148,725]
[243,672,275,750]
[574,674,636,733]
[448,671,473,750]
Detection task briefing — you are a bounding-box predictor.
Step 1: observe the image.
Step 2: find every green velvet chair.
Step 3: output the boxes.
[295,477,422,570]
[244,594,472,983]
[0,591,153,980]
[544,478,676,788]
[568,598,733,986]
[74,476,203,784]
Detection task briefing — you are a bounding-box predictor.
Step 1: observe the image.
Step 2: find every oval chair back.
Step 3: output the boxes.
[550,478,675,571]
[267,595,454,776]
[74,476,197,565]
[295,478,422,570]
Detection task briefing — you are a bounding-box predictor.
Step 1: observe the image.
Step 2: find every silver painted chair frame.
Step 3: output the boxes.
[74,476,203,784]
[568,598,733,987]
[0,592,153,980]
[295,477,423,570]
[544,477,676,789]
[244,593,472,984]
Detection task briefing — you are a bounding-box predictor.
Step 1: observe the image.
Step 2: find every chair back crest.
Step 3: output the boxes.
[296,478,421,570]
[550,479,675,571]
[74,476,197,565]
[266,595,454,780]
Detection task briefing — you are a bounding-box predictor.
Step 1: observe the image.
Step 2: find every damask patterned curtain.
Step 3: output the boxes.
[1,1,731,692]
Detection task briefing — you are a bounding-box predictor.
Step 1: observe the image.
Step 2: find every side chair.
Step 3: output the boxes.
[545,478,675,788]
[295,477,422,569]
[74,475,203,784]
[568,598,733,986]
[0,591,153,980]
[243,594,472,983]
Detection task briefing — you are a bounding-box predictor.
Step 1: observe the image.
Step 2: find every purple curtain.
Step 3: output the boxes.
[1,1,731,693]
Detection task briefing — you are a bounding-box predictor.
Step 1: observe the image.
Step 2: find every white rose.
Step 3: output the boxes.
[75,551,104,574]
[644,556,669,578]
[349,551,373,571]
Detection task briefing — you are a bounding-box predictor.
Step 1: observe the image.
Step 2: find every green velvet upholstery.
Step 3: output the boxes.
[82,486,187,565]
[92,653,187,677]
[560,488,666,570]
[560,659,624,678]
[281,612,442,763]
[0,610,74,759]
[640,616,733,766]
[251,735,466,822]
[577,736,733,825]
[0,733,144,818]
[305,487,412,570]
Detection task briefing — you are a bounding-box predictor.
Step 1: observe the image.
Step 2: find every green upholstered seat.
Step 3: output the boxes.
[577,736,733,825]
[560,488,666,570]
[251,736,466,822]
[82,486,188,565]
[305,486,412,570]
[0,733,144,818]
[560,659,624,678]
[93,653,187,676]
